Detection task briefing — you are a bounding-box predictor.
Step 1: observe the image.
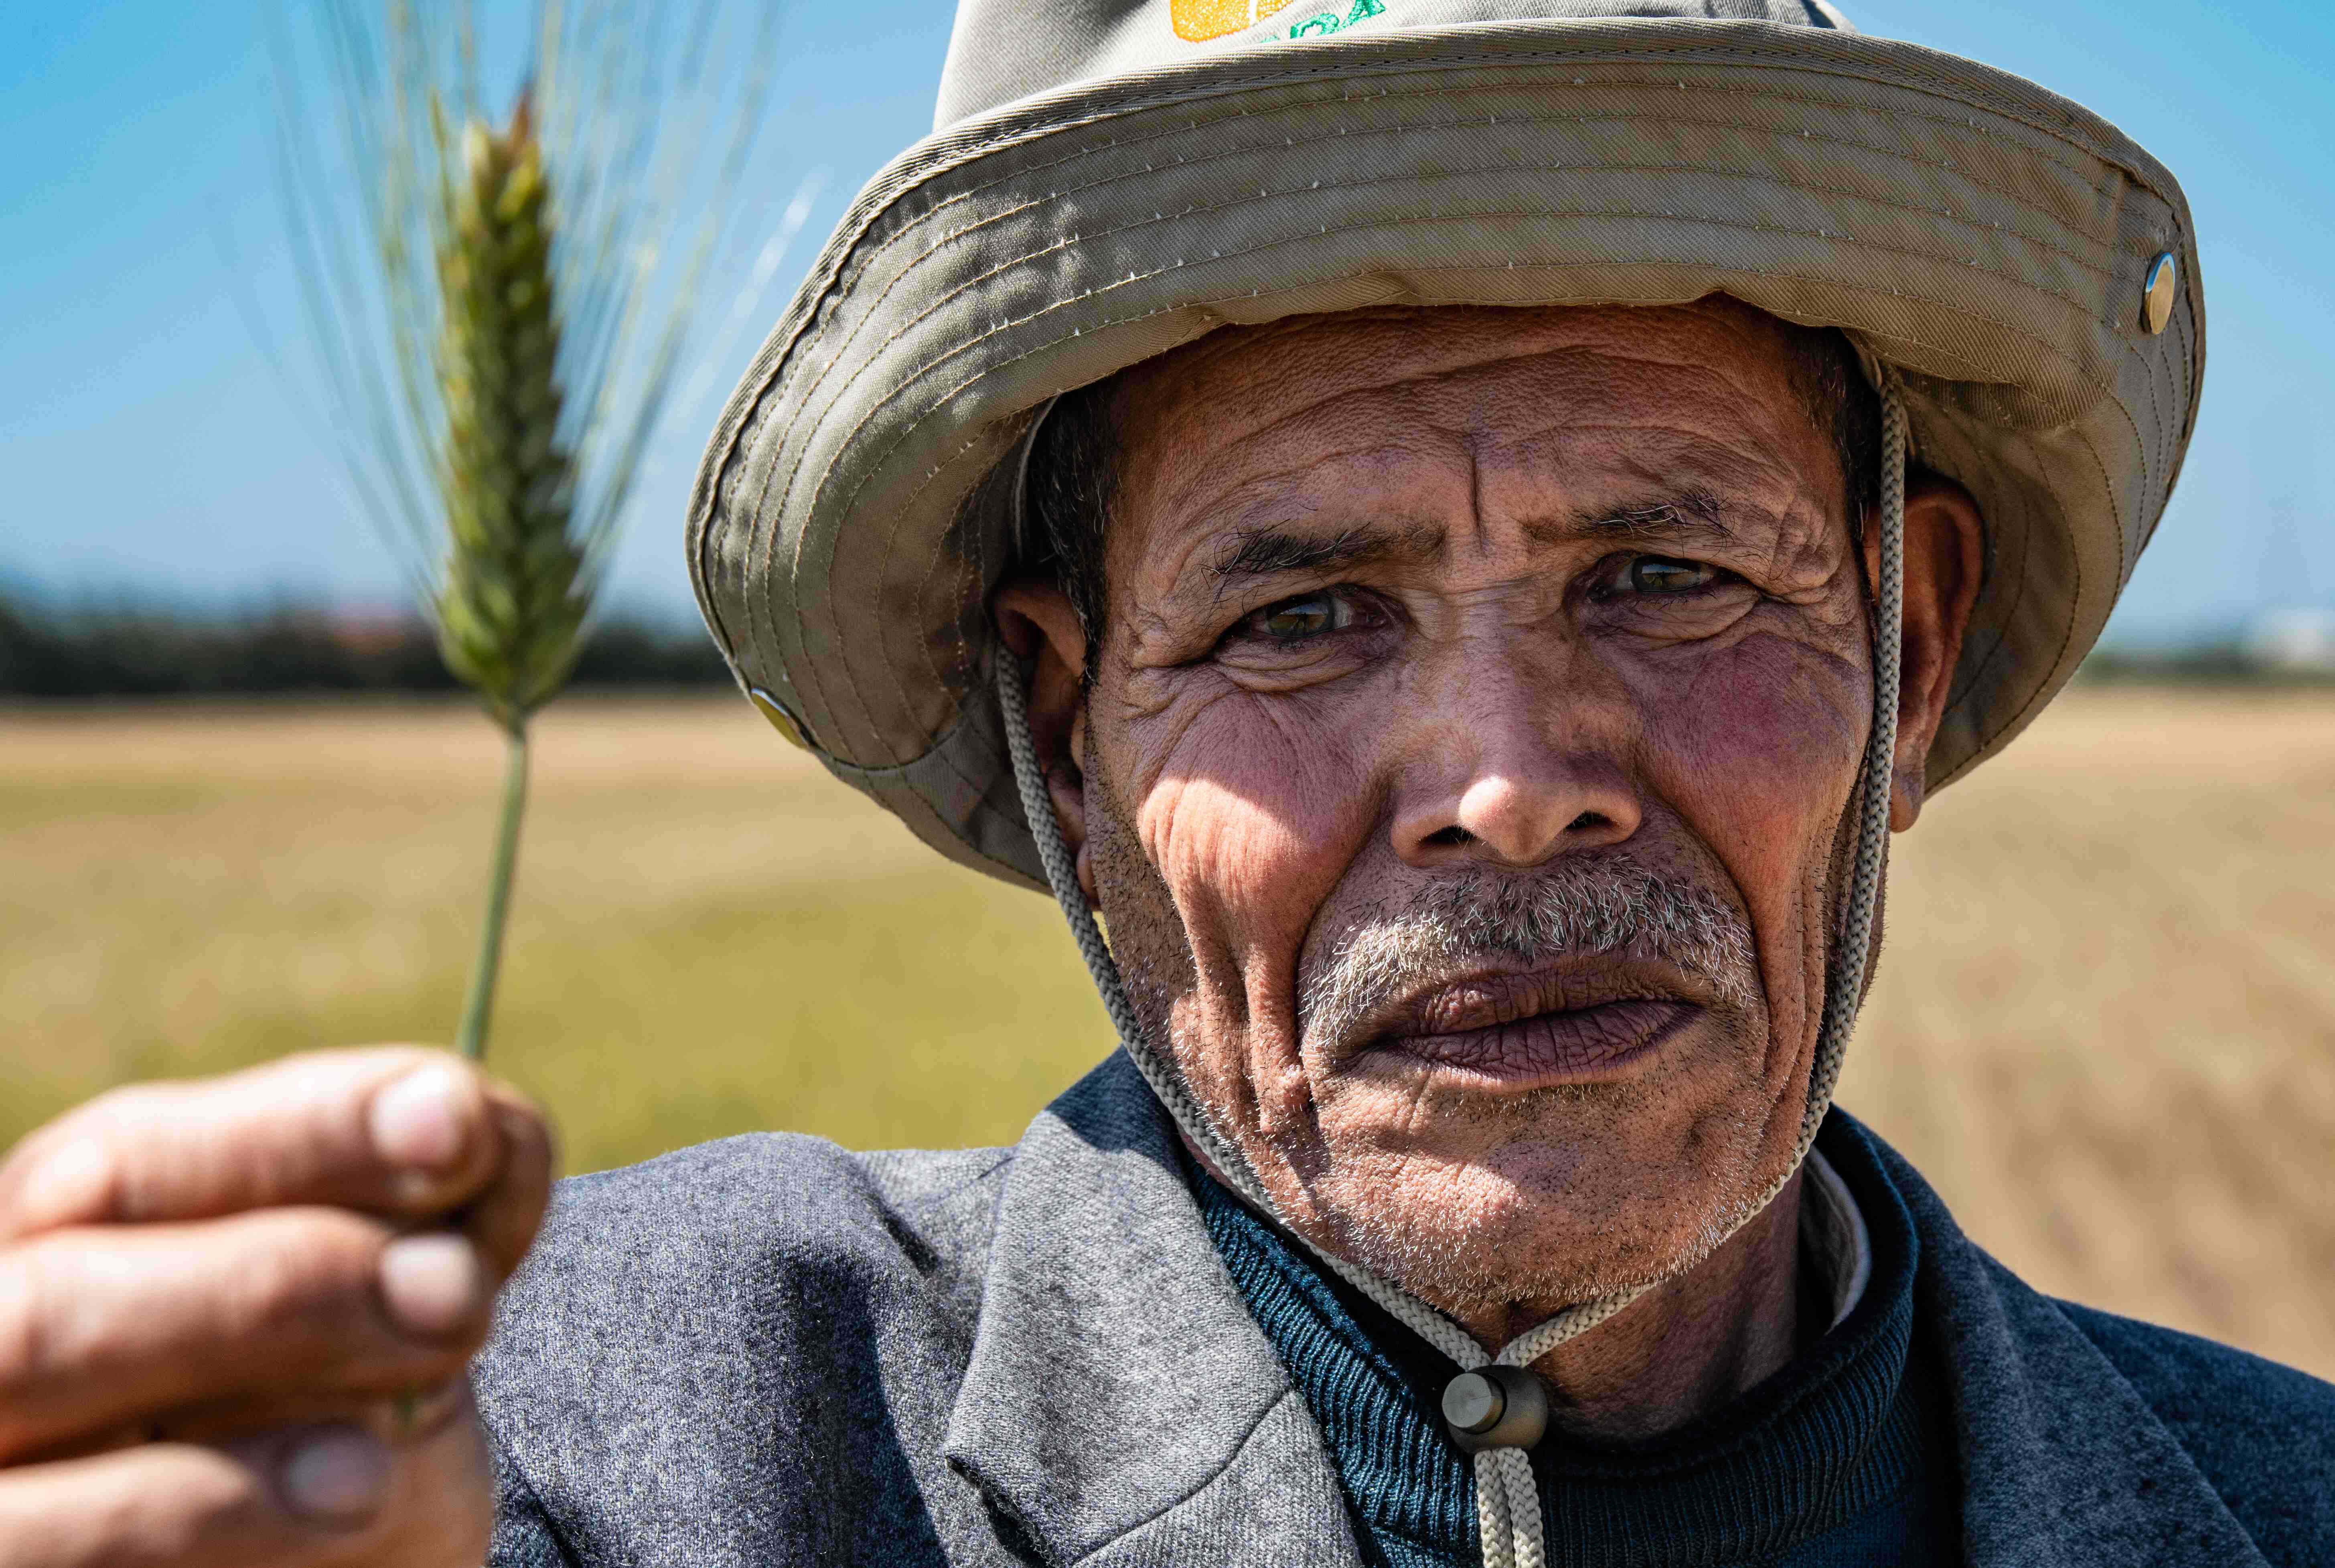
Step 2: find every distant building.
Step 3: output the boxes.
[2243,608,2335,674]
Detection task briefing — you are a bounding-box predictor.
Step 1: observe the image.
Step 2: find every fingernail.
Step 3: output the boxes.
[368,1064,472,1174]
[378,1233,484,1336]
[279,1426,389,1524]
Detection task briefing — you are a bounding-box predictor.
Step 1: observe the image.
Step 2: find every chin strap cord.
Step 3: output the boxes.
[994,375,1907,1568]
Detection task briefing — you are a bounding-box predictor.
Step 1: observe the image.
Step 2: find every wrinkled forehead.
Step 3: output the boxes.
[1090,300,1851,576]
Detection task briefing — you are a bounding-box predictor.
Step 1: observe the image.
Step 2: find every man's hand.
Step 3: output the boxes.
[0,1048,553,1567]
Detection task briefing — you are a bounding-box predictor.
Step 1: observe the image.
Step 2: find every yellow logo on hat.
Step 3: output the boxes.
[1172,0,1297,41]
[1171,0,1384,43]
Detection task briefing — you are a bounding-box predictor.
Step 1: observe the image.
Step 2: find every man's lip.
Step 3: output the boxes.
[1358,958,1713,1043]
[1342,960,1712,1086]
[1370,998,1701,1085]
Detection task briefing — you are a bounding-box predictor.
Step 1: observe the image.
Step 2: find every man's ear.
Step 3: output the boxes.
[1869,475,1984,833]
[993,579,1098,901]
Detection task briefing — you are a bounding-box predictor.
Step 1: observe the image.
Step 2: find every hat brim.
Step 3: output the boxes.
[690,16,2200,889]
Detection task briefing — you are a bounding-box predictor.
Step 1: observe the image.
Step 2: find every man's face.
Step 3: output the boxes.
[1006,300,1971,1324]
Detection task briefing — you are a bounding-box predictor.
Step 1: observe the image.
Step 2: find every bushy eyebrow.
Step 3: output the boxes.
[1200,490,1744,591]
[1208,522,1438,581]
[1560,488,1737,547]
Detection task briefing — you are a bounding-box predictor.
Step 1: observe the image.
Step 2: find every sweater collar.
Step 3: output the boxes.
[1802,1144,1873,1330]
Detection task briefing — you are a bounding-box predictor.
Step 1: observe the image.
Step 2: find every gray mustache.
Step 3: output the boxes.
[1297,858,1759,1048]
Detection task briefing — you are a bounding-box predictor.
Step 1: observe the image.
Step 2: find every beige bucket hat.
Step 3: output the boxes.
[687,0,2201,890]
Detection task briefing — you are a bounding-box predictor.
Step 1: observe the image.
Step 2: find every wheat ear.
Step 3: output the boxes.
[435,94,582,1062]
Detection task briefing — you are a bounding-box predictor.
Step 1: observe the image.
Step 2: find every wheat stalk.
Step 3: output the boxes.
[434,96,582,1056]
[268,0,789,1061]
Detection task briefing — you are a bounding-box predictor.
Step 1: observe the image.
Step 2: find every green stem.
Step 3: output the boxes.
[455,723,531,1062]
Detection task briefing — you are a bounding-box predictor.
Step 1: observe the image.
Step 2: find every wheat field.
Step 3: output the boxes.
[4,688,2330,1378]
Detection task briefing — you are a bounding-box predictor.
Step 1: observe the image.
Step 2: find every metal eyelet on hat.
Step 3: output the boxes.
[1441,1366,1549,1453]
[2142,252,2180,335]
[747,687,818,753]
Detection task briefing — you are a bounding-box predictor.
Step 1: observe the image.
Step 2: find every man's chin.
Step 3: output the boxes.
[1296,1116,1790,1321]
[1312,1181,1669,1316]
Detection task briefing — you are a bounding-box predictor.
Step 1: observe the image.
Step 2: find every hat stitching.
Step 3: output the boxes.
[844,641,1051,887]
[784,95,2141,430]
[883,149,2132,382]
[819,683,986,782]
[1938,420,2102,789]
[842,744,1044,887]
[2145,286,2198,508]
[2148,298,2185,483]
[735,197,989,736]
[917,32,2158,201]
[810,135,2135,426]
[738,293,868,753]
[690,287,829,696]
[827,87,2129,313]
[730,394,789,719]
[1915,373,2151,780]
[946,499,984,696]
[2120,287,2177,531]
[734,400,794,749]
[820,668,1034,877]
[812,191,2113,537]
[2077,403,2134,591]
[753,397,1027,800]
[2121,253,2188,498]
[1944,411,2128,788]
[708,309,833,732]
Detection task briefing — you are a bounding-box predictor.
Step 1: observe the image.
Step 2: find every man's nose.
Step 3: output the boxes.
[1388,656,1641,869]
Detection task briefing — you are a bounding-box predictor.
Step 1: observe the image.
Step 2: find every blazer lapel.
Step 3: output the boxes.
[1859,1123,2269,1568]
[944,1053,1363,1568]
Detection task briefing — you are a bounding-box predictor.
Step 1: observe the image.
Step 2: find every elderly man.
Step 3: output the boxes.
[3,0,2331,1564]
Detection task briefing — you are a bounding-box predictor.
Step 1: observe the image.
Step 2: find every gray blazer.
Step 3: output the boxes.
[474,1053,2335,1567]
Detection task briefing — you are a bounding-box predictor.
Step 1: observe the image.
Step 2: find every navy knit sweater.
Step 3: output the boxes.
[1186,1120,1955,1568]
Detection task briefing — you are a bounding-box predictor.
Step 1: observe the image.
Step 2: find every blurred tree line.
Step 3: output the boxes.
[5,588,2319,698]
[0,591,728,696]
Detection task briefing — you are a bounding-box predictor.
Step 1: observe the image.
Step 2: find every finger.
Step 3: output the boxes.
[0,1408,491,1568]
[0,1047,542,1237]
[462,1085,555,1278]
[152,1373,471,1457]
[0,1437,355,1568]
[0,1209,488,1464]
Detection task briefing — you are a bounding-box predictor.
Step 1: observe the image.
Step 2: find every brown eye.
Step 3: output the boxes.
[1626,557,1720,595]
[1254,592,1344,639]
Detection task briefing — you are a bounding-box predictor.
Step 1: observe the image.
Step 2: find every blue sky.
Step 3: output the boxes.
[3,0,2330,644]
